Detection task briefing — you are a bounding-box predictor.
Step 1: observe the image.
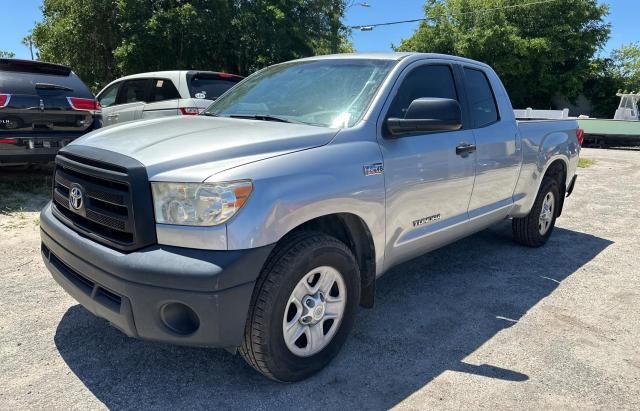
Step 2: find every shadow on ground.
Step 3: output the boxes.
[54,222,612,409]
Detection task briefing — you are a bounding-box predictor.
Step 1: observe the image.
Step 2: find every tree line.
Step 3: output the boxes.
[396,0,640,117]
[4,0,639,117]
[27,0,352,91]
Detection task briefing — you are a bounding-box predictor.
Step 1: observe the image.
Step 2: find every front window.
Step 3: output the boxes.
[204,59,396,128]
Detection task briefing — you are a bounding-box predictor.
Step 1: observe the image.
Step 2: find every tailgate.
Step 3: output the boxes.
[1,94,94,133]
[0,60,96,134]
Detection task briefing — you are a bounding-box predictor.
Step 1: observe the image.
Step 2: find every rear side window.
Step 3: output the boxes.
[189,76,240,100]
[463,68,499,127]
[387,65,458,119]
[117,79,149,104]
[148,79,181,102]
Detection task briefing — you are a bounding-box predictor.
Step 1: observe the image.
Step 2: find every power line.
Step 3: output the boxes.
[349,0,559,30]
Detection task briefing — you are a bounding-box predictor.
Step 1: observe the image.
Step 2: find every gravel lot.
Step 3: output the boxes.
[1,148,639,410]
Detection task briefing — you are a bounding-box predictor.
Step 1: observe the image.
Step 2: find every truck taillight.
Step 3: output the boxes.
[180,107,200,115]
[67,97,101,111]
[0,94,11,108]
[576,128,585,146]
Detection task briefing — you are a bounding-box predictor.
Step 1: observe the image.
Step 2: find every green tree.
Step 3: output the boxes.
[21,33,36,60]
[396,0,610,109]
[582,43,640,118]
[0,51,16,58]
[32,0,121,90]
[30,0,352,91]
[582,58,624,118]
[610,42,640,91]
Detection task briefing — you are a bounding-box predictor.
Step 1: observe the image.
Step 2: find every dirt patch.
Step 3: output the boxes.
[1,149,639,409]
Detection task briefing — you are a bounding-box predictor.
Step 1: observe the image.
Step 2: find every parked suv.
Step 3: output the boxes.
[97,71,243,126]
[0,59,101,164]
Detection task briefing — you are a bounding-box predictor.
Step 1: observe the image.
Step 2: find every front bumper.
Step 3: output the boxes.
[40,203,274,348]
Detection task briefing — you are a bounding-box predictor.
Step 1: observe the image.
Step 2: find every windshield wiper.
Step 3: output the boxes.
[35,83,73,91]
[228,114,297,124]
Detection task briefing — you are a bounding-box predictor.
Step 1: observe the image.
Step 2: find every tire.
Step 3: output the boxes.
[512,176,561,247]
[239,231,361,382]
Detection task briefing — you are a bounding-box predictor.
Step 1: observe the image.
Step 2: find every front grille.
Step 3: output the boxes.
[51,146,156,251]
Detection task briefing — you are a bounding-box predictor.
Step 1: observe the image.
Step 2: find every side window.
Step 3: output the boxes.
[387,65,458,119]
[148,79,181,103]
[98,83,120,108]
[463,68,499,127]
[117,79,150,104]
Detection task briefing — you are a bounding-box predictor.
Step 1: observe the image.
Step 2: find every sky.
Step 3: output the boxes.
[0,0,638,60]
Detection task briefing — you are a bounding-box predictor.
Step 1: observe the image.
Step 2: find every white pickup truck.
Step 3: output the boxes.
[40,53,581,381]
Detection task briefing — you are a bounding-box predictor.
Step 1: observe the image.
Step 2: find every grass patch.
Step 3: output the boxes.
[578,158,595,168]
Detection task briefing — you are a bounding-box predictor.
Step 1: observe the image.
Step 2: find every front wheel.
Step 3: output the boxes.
[239,232,360,381]
[512,176,560,247]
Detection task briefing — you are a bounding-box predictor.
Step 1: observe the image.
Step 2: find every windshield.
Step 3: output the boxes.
[204,59,396,127]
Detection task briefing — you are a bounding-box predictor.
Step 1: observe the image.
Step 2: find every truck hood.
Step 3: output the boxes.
[72,116,338,181]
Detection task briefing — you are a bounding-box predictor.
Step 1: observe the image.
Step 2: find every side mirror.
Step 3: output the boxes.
[386,98,462,137]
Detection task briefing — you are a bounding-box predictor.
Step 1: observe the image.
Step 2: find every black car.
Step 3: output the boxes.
[0,59,101,164]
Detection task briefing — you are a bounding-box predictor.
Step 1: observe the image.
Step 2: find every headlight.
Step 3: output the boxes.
[151,180,253,226]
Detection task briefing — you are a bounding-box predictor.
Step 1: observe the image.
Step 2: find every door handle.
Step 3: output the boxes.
[107,114,119,119]
[456,143,476,156]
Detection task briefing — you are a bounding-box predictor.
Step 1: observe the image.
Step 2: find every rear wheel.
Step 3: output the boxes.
[239,232,360,381]
[512,177,560,247]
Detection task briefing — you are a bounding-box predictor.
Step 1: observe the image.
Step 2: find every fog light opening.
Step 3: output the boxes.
[160,302,200,336]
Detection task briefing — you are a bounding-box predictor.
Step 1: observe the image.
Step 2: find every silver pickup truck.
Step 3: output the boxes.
[40,53,581,381]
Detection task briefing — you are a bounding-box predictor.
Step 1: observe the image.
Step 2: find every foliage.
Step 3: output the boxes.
[582,43,640,118]
[21,33,36,60]
[0,51,16,58]
[610,42,640,91]
[582,58,623,118]
[31,0,352,91]
[395,0,610,109]
[32,0,121,90]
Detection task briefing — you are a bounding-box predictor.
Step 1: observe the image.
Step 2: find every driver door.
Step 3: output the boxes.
[377,62,477,269]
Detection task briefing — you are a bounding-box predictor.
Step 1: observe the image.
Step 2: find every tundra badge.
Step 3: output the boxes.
[413,214,441,227]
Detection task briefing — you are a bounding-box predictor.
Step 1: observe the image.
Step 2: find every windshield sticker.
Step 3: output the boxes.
[195,92,206,99]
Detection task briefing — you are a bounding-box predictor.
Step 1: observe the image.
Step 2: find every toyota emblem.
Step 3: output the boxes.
[68,185,84,211]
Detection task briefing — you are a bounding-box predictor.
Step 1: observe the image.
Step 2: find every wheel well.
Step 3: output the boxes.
[544,159,567,216]
[285,213,376,308]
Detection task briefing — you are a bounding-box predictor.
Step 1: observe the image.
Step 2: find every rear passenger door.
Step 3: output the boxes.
[141,78,181,120]
[462,66,521,219]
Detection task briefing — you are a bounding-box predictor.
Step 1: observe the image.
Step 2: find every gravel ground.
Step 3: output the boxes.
[1,148,639,410]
